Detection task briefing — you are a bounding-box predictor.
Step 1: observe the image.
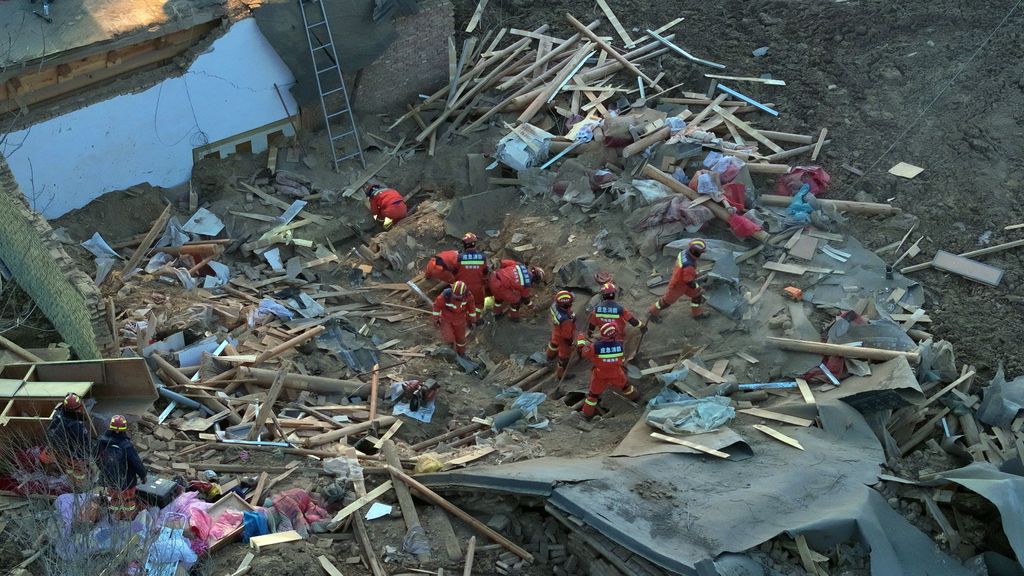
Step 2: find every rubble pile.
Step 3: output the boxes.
[1,7,1024,576]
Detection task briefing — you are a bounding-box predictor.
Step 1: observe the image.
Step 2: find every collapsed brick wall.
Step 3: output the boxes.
[352,0,454,115]
[0,156,113,359]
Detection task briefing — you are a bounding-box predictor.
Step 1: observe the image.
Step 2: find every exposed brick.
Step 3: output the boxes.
[352,0,454,115]
[0,156,114,359]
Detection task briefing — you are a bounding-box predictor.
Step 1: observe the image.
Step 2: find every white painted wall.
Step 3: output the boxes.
[0,18,299,219]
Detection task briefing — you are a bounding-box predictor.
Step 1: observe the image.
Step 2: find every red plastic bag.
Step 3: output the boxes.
[774,166,831,197]
[722,183,746,211]
[728,213,762,239]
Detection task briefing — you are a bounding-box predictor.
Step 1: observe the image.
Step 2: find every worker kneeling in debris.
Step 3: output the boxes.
[588,282,646,338]
[547,290,578,380]
[42,393,92,488]
[366,183,408,229]
[489,259,544,321]
[649,239,707,321]
[432,280,477,357]
[97,415,148,521]
[455,233,489,317]
[576,323,639,419]
[424,249,460,284]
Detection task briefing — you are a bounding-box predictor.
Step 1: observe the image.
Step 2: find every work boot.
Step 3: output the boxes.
[646,310,663,324]
[690,305,707,319]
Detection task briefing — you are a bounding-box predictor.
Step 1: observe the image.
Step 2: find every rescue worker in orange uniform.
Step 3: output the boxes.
[97,415,147,521]
[649,239,707,320]
[587,282,645,338]
[432,280,477,357]
[584,271,614,315]
[455,233,488,317]
[546,291,577,380]
[488,260,544,321]
[42,393,92,488]
[424,250,460,284]
[576,323,639,419]
[366,184,408,229]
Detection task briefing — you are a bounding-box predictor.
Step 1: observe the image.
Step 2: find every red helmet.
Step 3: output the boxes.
[599,282,617,299]
[109,415,128,432]
[555,290,574,308]
[63,393,83,411]
[365,184,384,198]
[451,281,468,300]
[594,271,613,285]
[688,239,707,257]
[462,232,478,247]
[598,322,619,340]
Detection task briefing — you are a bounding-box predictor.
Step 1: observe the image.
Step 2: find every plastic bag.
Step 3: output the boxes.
[146,526,198,575]
[712,155,745,184]
[646,396,736,434]
[510,392,547,418]
[414,455,443,474]
[242,510,269,543]
[647,386,693,406]
[786,185,816,224]
[774,166,831,197]
[209,509,243,541]
[403,525,430,556]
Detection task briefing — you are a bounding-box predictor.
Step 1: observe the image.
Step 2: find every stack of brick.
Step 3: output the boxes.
[0,156,115,359]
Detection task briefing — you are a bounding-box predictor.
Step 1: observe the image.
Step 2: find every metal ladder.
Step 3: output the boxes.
[298,0,366,170]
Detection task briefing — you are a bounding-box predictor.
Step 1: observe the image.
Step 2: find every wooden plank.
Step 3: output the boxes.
[229,552,255,576]
[372,419,403,449]
[429,506,464,561]
[328,480,394,529]
[442,446,496,469]
[736,351,759,364]
[753,424,805,450]
[566,13,657,86]
[794,535,819,574]
[902,238,1024,274]
[810,128,828,161]
[921,494,961,549]
[650,432,730,458]
[122,204,172,277]
[465,0,489,33]
[711,359,730,377]
[739,408,814,427]
[682,360,726,384]
[931,250,1004,287]
[788,235,819,261]
[596,0,634,47]
[710,105,784,153]
[704,73,786,86]
[463,536,477,576]
[318,555,346,576]
[247,367,288,440]
[888,162,924,179]
[921,371,976,408]
[250,530,302,551]
[796,378,815,404]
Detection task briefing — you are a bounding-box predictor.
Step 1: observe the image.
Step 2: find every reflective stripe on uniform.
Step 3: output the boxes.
[584,398,599,406]
[597,351,623,359]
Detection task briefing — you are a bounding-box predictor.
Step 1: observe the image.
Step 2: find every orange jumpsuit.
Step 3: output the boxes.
[455,249,488,315]
[547,304,576,375]
[577,337,638,418]
[488,260,533,319]
[587,299,641,337]
[650,250,704,317]
[369,188,408,223]
[432,289,477,355]
[425,250,460,284]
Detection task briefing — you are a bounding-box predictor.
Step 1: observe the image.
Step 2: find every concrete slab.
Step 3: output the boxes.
[421,401,970,575]
[0,0,223,66]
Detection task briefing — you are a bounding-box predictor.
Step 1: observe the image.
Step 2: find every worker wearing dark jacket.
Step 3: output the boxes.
[97,415,147,520]
[42,393,92,487]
